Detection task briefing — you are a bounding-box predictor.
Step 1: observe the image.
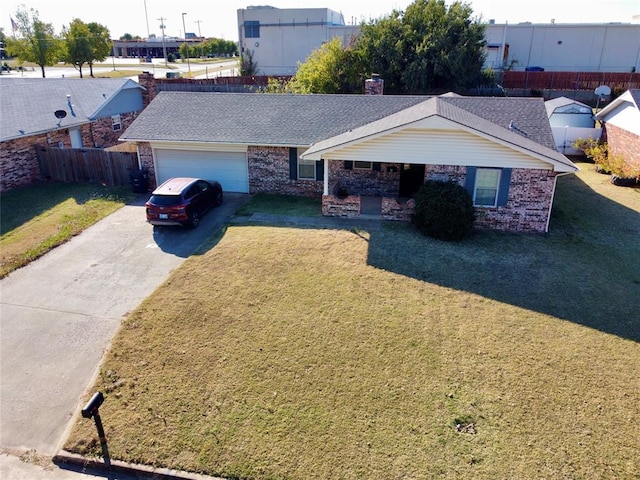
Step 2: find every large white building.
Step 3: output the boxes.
[237,6,640,76]
[237,6,358,75]
[484,21,640,72]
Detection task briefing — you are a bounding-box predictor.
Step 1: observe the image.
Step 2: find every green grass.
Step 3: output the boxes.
[64,162,639,479]
[0,182,136,278]
[236,193,322,217]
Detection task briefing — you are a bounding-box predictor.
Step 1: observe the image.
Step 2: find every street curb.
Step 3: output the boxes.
[53,450,225,480]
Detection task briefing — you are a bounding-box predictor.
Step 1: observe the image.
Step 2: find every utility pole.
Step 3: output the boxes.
[158,17,168,66]
[182,13,191,75]
[195,20,204,58]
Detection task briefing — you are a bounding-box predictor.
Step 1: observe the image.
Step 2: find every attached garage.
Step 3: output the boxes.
[154,146,249,193]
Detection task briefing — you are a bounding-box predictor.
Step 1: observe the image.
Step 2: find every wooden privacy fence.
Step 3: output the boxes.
[36,146,139,187]
[502,71,640,91]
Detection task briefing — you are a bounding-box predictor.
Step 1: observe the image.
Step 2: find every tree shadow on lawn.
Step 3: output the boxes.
[366,174,640,342]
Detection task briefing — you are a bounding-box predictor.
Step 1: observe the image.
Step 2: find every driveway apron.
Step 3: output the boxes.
[0,193,248,455]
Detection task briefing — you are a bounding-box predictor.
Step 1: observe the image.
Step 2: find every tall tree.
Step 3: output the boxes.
[86,22,112,77]
[62,19,92,78]
[288,37,365,94]
[5,6,60,78]
[357,0,486,93]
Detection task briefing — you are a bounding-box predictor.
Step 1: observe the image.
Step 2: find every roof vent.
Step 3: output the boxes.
[509,120,529,137]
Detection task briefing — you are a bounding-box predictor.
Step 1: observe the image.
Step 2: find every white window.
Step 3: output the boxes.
[298,158,315,180]
[111,114,122,132]
[354,161,372,170]
[473,168,501,207]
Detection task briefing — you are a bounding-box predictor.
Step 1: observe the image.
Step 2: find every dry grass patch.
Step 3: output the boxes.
[1,183,135,278]
[65,169,640,480]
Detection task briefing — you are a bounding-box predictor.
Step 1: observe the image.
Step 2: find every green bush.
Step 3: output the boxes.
[411,180,475,241]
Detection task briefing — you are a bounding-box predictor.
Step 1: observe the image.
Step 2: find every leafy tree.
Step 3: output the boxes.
[62,19,92,78]
[86,22,112,77]
[288,37,365,94]
[5,6,61,78]
[356,0,486,93]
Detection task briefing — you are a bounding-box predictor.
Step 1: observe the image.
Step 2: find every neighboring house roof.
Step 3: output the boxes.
[303,96,577,172]
[545,96,592,116]
[120,91,575,172]
[595,89,640,136]
[0,78,144,142]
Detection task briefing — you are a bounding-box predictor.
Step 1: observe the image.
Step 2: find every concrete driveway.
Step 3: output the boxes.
[0,193,249,456]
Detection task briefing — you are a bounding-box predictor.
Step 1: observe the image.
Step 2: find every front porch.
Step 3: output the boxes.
[322,194,416,221]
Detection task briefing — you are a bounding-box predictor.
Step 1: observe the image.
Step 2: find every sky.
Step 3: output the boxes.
[2,0,638,40]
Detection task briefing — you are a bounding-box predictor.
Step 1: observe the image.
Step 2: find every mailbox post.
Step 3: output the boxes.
[81,392,110,465]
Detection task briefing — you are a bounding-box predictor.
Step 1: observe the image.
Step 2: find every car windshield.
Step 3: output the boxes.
[149,194,182,206]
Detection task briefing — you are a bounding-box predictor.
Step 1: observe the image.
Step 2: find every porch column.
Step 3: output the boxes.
[323,157,329,195]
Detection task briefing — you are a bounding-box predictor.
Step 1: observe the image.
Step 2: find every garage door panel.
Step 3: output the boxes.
[155,149,248,193]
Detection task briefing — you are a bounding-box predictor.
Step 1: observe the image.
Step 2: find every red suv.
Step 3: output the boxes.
[145,177,223,228]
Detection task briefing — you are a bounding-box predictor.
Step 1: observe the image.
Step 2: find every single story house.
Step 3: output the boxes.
[595,89,640,174]
[120,91,578,233]
[0,78,145,191]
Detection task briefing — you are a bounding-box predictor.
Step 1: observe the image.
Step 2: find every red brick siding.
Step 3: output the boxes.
[137,142,156,189]
[602,123,640,174]
[322,194,361,218]
[1,130,70,192]
[328,160,400,197]
[248,146,323,197]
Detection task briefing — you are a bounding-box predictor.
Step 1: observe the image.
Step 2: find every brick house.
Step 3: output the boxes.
[595,89,640,177]
[120,89,577,233]
[0,78,145,192]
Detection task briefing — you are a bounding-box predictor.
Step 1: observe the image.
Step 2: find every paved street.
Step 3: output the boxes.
[0,194,248,477]
[0,57,238,80]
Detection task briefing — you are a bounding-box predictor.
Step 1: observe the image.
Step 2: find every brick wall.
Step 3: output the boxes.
[248,146,323,196]
[602,123,640,174]
[322,194,361,217]
[328,160,400,197]
[382,197,415,221]
[137,142,156,188]
[1,130,70,192]
[82,112,140,148]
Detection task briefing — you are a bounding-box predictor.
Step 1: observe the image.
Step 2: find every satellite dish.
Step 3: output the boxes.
[594,85,611,97]
[54,110,67,119]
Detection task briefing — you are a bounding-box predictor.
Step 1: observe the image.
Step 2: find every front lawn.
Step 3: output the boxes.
[65,162,639,479]
[0,183,136,278]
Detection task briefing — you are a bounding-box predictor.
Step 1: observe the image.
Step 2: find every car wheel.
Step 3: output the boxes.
[215,190,224,206]
[188,211,200,228]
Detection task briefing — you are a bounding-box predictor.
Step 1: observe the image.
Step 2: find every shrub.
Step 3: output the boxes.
[411,180,475,241]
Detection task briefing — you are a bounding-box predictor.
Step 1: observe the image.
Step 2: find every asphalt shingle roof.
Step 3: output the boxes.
[304,96,576,171]
[121,92,427,145]
[0,78,141,141]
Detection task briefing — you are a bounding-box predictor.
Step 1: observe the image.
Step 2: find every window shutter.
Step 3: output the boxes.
[372,162,381,172]
[344,161,353,170]
[464,167,477,196]
[289,147,298,180]
[315,160,324,181]
[497,168,512,206]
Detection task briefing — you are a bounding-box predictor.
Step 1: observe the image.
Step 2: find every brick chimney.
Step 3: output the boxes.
[365,74,384,95]
[138,72,157,107]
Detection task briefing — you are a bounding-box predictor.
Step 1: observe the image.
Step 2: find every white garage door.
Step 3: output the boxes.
[155,148,249,193]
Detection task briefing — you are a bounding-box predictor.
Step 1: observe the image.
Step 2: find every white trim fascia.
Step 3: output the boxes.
[304,118,577,173]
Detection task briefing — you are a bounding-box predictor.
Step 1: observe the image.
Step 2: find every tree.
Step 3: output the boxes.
[288,37,365,94]
[5,6,60,78]
[240,48,258,76]
[62,19,92,78]
[356,0,486,93]
[86,22,112,77]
